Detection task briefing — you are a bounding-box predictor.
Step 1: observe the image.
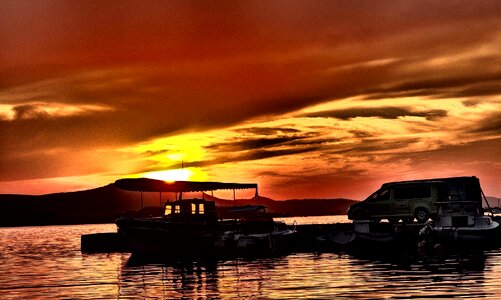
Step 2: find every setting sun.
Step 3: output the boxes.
[143,169,193,182]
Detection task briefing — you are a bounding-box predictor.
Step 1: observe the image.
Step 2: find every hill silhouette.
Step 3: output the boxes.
[0,184,358,227]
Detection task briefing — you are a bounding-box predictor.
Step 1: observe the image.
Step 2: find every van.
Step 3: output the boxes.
[347,176,482,223]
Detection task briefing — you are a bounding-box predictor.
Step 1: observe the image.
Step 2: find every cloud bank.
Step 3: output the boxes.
[1,0,500,198]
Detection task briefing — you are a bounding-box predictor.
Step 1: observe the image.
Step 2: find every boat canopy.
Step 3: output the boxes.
[114,178,258,193]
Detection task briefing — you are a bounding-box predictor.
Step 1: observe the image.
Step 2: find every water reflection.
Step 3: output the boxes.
[343,251,488,298]
[118,255,290,299]
[115,250,494,299]
[119,258,220,299]
[1,224,501,299]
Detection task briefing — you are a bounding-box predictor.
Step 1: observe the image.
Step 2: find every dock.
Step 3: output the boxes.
[81,232,129,253]
[81,222,427,254]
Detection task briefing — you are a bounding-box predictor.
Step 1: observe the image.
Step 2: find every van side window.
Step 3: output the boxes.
[394,186,431,199]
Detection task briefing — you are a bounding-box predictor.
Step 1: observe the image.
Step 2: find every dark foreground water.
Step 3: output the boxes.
[1,217,501,299]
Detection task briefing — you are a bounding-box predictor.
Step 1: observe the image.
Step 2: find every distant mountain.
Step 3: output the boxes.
[0,184,358,227]
[0,185,117,227]
[202,193,357,218]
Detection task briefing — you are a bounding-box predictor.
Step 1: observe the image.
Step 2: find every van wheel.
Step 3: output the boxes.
[414,208,429,223]
[388,217,400,224]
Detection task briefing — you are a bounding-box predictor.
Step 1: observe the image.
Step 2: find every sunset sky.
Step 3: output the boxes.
[1,1,500,200]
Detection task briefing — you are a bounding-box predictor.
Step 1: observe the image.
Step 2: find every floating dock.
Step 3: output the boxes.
[81,232,129,253]
[81,222,427,254]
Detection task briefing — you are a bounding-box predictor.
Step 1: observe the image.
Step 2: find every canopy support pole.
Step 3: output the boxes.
[481,188,494,216]
[140,192,144,210]
[159,192,162,217]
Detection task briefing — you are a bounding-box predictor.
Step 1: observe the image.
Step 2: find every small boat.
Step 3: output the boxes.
[418,200,499,250]
[329,220,395,247]
[430,200,499,243]
[217,205,296,253]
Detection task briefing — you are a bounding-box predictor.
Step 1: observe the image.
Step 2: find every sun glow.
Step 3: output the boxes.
[143,169,193,182]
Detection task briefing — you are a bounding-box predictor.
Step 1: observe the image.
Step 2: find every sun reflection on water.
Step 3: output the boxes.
[1,223,501,299]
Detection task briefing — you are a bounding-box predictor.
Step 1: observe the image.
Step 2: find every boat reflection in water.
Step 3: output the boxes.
[2,222,501,299]
[120,255,290,299]
[115,178,296,257]
[117,248,493,299]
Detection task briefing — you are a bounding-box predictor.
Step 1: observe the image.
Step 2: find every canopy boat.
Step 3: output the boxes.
[115,178,258,256]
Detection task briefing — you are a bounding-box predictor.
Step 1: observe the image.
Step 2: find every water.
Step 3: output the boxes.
[276,215,349,225]
[1,217,501,299]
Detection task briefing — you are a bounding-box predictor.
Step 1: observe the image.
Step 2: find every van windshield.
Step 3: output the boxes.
[370,189,390,201]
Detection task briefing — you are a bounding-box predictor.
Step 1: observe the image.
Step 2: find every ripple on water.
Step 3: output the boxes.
[1,223,501,299]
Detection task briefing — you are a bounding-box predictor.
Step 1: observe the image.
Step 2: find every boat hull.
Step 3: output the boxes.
[434,222,500,243]
[217,230,296,255]
[116,217,296,257]
[116,218,218,256]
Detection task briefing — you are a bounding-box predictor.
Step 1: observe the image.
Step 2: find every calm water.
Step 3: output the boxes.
[1,216,501,299]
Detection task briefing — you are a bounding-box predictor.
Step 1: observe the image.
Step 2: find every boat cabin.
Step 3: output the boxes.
[163,198,217,225]
[226,205,276,234]
[435,200,483,227]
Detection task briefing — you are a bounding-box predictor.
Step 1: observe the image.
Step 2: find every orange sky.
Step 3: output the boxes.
[1,0,500,199]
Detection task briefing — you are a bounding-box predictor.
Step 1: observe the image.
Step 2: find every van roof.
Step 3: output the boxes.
[381,176,479,188]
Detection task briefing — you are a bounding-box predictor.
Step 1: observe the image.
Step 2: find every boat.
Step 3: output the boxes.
[422,200,499,244]
[328,220,395,248]
[115,178,258,255]
[216,205,296,254]
[116,198,219,255]
[114,178,295,256]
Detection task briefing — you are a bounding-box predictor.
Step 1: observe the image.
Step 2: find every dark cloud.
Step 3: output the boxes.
[234,127,302,136]
[197,133,328,166]
[12,104,50,119]
[284,137,342,148]
[302,107,448,121]
[414,138,501,161]
[445,80,501,98]
[205,136,302,152]
[364,74,501,100]
[1,0,501,193]
[349,130,374,138]
[185,146,320,169]
[468,112,501,135]
[462,99,481,107]
[140,149,170,157]
[255,137,501,199]
[205,127,334,152]
[328,138,422,155]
